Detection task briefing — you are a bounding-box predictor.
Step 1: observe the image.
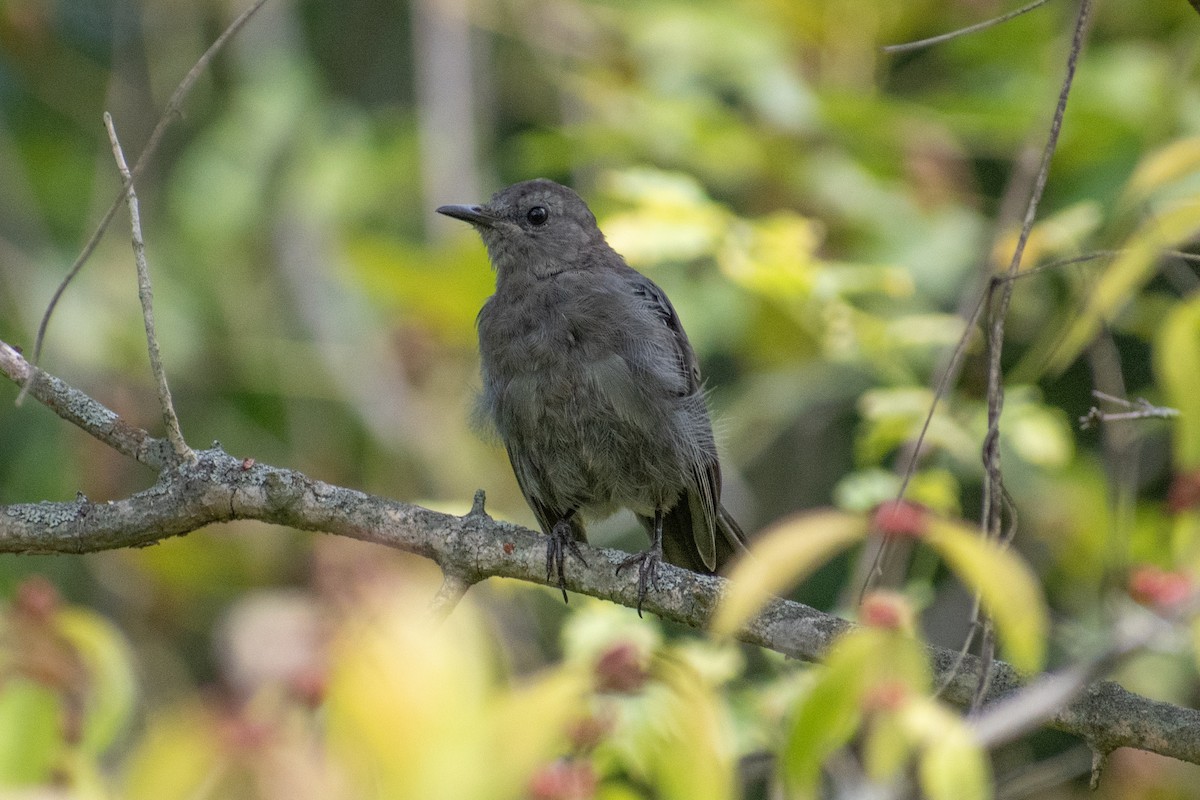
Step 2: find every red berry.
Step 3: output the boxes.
[872,500,928,539]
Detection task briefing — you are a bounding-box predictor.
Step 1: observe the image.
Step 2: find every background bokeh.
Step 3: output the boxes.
[2,0,1200,797]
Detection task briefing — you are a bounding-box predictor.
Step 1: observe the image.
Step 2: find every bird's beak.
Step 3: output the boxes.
[436,204,496,228]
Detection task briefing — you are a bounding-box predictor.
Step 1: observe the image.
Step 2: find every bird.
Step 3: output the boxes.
[437,178,747,612]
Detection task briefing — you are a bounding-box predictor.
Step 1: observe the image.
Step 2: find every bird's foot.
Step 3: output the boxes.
[616,545,663,617]
[546,520,588,603]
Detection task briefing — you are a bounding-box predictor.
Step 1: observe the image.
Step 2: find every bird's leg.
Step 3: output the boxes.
[546,510,587,603]
[616,508,664,617]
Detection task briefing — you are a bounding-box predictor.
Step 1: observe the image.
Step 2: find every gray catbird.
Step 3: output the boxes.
[437,178,747,610]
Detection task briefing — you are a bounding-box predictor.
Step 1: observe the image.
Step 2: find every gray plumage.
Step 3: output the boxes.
[437,178,747,607]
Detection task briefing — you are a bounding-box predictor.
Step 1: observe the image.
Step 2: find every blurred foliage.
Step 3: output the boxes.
[2,0,1200,797]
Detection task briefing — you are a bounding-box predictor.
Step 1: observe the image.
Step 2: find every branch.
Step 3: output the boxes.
[0,341,173,468]
[3,339,1200,765]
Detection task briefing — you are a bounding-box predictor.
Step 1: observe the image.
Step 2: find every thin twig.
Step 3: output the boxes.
[1080,390,1180,429]
[103,113,193,464]
[1165,249,1200,263]
[979,0,1094,706]
[430,572,474,620]
[20,0,271,403]
[883,0,1052,54]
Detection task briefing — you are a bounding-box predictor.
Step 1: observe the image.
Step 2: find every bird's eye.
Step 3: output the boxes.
[526,206,549,226]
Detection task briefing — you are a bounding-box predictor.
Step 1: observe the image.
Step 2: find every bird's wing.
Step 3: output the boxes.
[629,277,702,395]
[505,442,586,542]
[628,274,721,569]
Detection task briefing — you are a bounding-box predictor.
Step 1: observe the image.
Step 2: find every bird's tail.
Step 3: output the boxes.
[657,500,749,575]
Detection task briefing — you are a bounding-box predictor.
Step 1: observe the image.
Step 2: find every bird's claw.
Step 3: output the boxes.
[546,520,588,603]
[616,547,662,617]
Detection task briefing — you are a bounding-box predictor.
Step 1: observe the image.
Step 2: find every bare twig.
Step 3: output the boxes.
[430,572,474,620]
[21,0,272,401]
[1166,249,1200,263]
[1080,390,1180,429]
[977,0,1094,703]
[883,0,1052,54]
[984,0,1093,538]
[103,113,193,464]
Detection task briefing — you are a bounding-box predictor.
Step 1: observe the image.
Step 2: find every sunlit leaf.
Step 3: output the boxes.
[1046,202,1200,374]
[856,387,978,466]
[711,510,867,636]
[1125,136,1200,204]
[561,598,662,667]
[601,169,729,266]
[718,212,822,298]
[1156,293,1200,468]
[924,519,1048,672]
[1006,400,1074,468]
[837,628,933,694]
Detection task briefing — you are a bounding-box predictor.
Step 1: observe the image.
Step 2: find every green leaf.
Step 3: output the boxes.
[783,628,932,797]
[0,680,61,786]
[924,519,1049,672]
[862,709,914,784]
[711,510,867,636]
[782,666,866,798]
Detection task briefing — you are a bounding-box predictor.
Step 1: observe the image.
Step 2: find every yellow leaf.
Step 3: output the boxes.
[710,510,867,636]
[326,590,496,799]
[648,658,738,800]
[924,519,1048,672]
[783,627,940,798]
[990,202,1102,268]
[55,608,138,757]
[1125,136,1200,204]
[1155,293,1200,468]
[914,713,992,800]
[1046,202,1200,374]
[121,704,225,800]
[487,669,591,799]
[888,697,992,800]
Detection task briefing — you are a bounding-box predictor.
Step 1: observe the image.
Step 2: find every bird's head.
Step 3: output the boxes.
[437,179,611,279]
